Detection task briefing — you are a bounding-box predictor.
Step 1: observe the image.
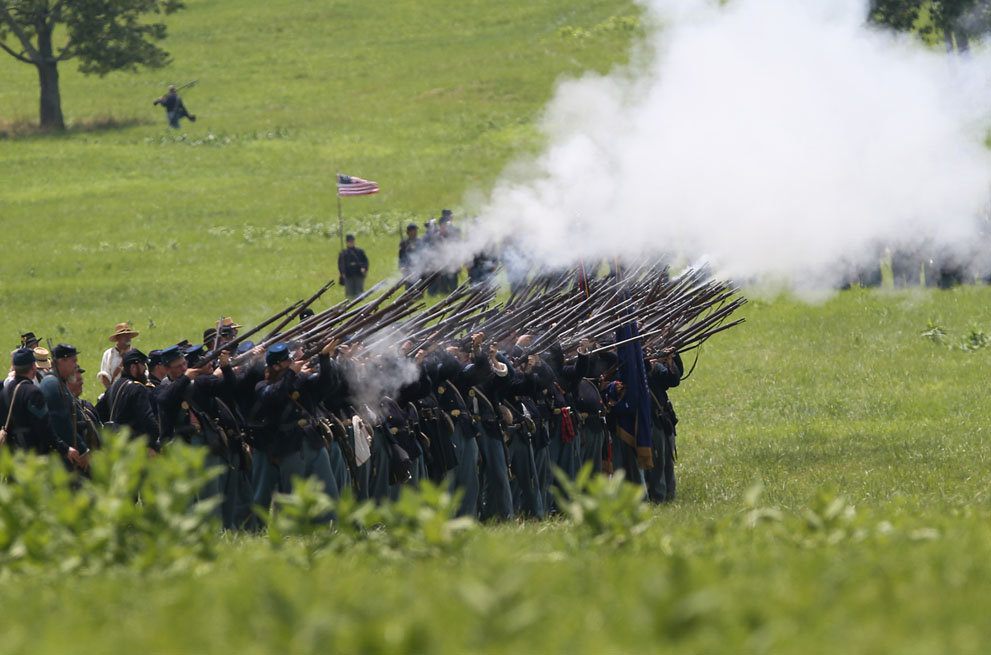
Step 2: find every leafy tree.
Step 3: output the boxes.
[0,0,185,130]
[870,0,991,52]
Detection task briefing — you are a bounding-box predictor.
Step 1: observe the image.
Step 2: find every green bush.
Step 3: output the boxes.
[0,436,222,575]
[552,463,654,548]
[257,477,476,562]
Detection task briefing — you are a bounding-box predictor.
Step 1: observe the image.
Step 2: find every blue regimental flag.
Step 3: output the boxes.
[613,318,654,470]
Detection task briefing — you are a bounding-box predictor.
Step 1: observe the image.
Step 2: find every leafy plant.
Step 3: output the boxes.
[0,435,222,575]
[256,478,475,561]
[920,318,947,344]
[551,463,653,548]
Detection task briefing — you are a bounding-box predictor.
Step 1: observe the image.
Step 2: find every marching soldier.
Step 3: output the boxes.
[153,84,196,128]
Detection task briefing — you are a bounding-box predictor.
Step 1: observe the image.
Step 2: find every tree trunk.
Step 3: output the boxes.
[954,29,970,54]
[37,60,65,130]
[943,29,955,53]
[35,22,65,131]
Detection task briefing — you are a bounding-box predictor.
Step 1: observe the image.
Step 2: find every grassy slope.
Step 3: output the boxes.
[1,0,642,378]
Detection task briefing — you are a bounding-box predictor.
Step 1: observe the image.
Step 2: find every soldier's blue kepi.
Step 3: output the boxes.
[148,350,163,368]
[236,340,255,355]
[54,343,78,359]
[12,348,35,367]
[265,342,290,366]
[160,345,184,365]
[184,344,205,365]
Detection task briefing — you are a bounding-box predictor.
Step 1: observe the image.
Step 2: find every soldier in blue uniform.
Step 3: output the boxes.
[646,350,682,502]
[153,85,196,128]
[40,343,91,471]
[1,348,84,468]
[96,349,161,452]
[253,341,342,515]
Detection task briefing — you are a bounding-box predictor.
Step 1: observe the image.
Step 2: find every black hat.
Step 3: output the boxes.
[266,343,290,366]
[122,349,148,367]
[219,325,236,337]
[54,343,78,359]
[299,308,315,321]
[345,234,355,242]
[236,340,255,355]
[20,332,41,348]
[148,350,164,368]
[406,223,418,232]
[203,328,217,343]
[12,348,35,367]
[441,209,452,217]
[160,345,184,365]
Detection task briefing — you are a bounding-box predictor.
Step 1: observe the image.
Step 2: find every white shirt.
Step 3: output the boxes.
[98,346,129,386]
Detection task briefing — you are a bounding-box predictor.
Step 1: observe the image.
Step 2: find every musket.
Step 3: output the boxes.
[213,316,222,354]
[220,298,313,364]
[260,277,336,342]
[175,79,199,92]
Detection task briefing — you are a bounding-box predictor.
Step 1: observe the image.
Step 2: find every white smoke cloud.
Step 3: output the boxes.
[466,0,991,291]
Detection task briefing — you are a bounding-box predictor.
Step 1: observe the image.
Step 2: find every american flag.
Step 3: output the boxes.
[337,174,379,196]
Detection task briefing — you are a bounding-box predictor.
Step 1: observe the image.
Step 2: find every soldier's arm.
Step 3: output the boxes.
[132,387,161,448]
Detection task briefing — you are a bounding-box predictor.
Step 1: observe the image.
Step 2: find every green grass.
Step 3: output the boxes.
[2,1,991,653]
[0,288,988,654]
[1,0,644,378]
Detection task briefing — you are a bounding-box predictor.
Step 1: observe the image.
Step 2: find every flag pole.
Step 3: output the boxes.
[336,171,344,252]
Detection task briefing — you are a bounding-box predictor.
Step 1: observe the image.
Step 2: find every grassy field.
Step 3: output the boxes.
[1,0,645,378]
[2,1,990,653]
[0,287,988,653]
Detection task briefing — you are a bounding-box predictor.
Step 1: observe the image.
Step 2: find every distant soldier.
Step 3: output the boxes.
[337,234,369,298]
[435,211,462,294]
[153,84,196,129]
[398,223,422,285]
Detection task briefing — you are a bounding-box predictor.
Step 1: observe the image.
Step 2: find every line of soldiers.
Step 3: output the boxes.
[1,319,684,528]
[399,211,498,295]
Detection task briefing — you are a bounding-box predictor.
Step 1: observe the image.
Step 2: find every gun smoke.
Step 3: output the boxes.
[459,0,991,293]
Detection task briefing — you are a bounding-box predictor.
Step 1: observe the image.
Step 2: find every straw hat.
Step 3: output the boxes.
[109,322,140,342]
[33,347,52,370]
[220,317,243,329]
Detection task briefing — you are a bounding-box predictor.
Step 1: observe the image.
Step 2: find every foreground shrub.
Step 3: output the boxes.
[552,463,654,548]
[259,478,476,562]
[0,436,221,575]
